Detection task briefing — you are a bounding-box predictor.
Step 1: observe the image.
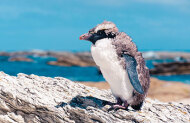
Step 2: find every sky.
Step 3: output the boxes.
[0,0,190,52]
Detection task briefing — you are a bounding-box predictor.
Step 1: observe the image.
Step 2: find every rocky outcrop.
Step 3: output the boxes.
[0,51,48,57]
[8,57,33,62]
[150,62,190,75]
[0,72,189,123]
[47,52,96,66]
[143,51,190,60]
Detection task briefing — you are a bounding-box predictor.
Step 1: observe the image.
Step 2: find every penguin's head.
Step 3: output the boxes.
[79,21,119,44]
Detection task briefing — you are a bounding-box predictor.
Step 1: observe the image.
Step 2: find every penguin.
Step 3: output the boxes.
[79,21,150,110]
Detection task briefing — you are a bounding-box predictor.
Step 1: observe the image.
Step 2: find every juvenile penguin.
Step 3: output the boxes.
[79,21,150,110]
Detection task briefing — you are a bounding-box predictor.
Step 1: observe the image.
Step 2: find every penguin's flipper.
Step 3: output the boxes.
[123,54,144,94]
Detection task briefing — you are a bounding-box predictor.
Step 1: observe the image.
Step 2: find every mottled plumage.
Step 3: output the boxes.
[79,21,150,110]
[112,31,150,107]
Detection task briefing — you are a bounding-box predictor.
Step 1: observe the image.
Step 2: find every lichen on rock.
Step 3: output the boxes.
[0,72,189,123]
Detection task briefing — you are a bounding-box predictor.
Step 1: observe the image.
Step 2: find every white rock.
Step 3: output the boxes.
[0,72,189,123]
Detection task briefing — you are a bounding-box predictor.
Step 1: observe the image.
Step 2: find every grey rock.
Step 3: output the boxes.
[0,72,189,123]
[47,52,96,67]
[8,56,33,62]
[150,62,190,75]
[143,52,190,60]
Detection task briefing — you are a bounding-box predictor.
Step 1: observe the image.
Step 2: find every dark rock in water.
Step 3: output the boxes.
[0,51,48,57]
[0,72,189,122]
[47,52,96,66]
[9,56,33,62]
[0,52,10,56]
[150,62,190,75]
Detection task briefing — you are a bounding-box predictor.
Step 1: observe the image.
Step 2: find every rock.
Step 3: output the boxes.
[150,62,190,75]
[47,52,96,66]
[177,98,190,105]
[8,57,33,62]
[143,52,190,60]
[0,72,189,123]
[0,52,10,56]
[148,78,190,102]
[155,52,190,60]
[142,51,159,60]
[0,51,48,57]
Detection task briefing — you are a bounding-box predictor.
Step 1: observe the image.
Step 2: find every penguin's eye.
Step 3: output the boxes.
[97,30,104,35]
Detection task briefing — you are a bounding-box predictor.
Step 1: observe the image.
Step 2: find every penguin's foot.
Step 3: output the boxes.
[113,104,126,109]
[108,104,128,111]
[108,101,129,111]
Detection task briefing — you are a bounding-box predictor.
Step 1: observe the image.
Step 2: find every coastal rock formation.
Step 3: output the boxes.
[8,56,33,62]
[150,62,190,75]
[0,72,189,123]
[47,52,96,66]
[143,52,190,60]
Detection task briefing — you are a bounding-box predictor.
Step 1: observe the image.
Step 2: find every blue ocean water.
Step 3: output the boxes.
[0,56,189,84]
[0,56,104,81]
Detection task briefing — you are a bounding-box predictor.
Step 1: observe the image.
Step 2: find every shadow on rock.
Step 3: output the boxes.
[56,95,112,109]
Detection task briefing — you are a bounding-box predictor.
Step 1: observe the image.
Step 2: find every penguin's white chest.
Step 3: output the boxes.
[91,38,134,102]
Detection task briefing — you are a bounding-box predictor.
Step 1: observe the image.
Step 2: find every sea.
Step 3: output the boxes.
[0,55,190,84]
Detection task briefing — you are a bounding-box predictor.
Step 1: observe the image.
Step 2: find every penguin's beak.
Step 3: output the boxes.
[79,33,92,41]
